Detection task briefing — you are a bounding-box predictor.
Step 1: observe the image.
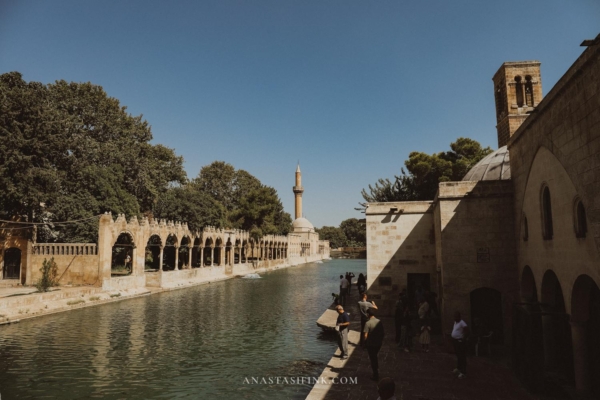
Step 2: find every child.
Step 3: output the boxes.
[420,319,431,352]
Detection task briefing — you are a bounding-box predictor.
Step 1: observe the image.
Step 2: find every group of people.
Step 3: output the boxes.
[335,282,470,383]
[394,288,439,354]
[335,292,385,381]
[338,271,367,306]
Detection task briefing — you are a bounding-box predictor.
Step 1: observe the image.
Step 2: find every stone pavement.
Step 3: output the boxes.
[308,287,555,400]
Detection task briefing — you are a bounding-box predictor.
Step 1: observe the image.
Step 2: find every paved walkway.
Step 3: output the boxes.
[309,288,555,400]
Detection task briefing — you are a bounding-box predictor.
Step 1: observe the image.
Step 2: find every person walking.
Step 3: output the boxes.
[339,275,349,306]
[335,305,350,359]
[400,304,413,352]
[451,311,469,379]
[419,318,431,352]
[357,273,366,295]
[363,308,385,381]
[358,293,378,346]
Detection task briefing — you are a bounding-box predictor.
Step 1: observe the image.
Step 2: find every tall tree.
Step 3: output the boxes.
[359,137,492,207]
[315,226,347,249]
[0,72,186,242]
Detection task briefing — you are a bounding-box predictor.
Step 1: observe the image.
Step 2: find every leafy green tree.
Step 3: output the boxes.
[153,186,226,232]
[360,138,492,206]
[230,185,292,236]
[315,226,347,249]
[340,218,366,247]
[0,72,186,242]
[35,257,58,292]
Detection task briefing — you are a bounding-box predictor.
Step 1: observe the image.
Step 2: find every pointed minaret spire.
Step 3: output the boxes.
[293,163,304,220]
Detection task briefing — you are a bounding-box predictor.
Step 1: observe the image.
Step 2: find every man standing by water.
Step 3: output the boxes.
[363,308,384,381]
[336,305,350,359]
[358,293,378,346]
[451,311,469,379]
[339,275,349,306]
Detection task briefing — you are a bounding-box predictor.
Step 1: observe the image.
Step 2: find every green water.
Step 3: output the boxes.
[0,259,365,399]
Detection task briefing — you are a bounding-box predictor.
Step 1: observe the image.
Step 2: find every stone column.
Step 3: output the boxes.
[159,246,164,271]
[571,320,589,392]
[210,247,214,267]
[174,245,179,270]
[200,247,204,267]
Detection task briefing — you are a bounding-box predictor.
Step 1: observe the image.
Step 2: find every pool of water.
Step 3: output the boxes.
[0,259,365,399]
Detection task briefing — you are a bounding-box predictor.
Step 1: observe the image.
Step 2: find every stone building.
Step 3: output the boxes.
[366,35,600,395]
[0,165,330,290]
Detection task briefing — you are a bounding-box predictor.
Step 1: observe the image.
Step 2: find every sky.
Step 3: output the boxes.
[0,1,598,228]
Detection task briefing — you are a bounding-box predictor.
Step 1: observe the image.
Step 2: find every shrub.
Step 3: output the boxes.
[89,296,100,301]
[35,258,58,292]
[67,299,85,306]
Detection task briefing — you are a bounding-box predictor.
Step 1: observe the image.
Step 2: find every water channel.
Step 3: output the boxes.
[0,259,365,399]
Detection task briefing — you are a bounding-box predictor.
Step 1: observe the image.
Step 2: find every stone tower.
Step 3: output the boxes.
[492,61,542,147]
[293,164,304,219]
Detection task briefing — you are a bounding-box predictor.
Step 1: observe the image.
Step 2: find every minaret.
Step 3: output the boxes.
[293,164,304,220]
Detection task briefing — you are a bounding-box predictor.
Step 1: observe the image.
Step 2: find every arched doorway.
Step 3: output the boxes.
[163,235,177,271]
[3,248,21,279]
[111,233,134,276]
[541,270,573,383]
[214,238,223,266]
[521,265,538,303]
[179,236,191,269]
[203,237,213,266]
[145,235,162,271]
[192,238,201,268]
[571,275,600,395]
[470,287,503,344]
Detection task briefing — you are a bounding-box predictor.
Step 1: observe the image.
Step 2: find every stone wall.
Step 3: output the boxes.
[436,181,518,342]
[30,244,99,286]
[366,201,436,316]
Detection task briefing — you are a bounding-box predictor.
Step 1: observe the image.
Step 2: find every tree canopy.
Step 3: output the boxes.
[0,72,291,242]
[359,138,492,208]
[316,217,366,248]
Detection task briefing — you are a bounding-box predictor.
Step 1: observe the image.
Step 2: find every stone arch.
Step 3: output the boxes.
[570,275,600,394]
[520,265,538,303]
[179,236,191,269]
[192,237,201,268]
[145,234,162,271]
[470,287,503,344]
[3,247,21,280]
[111,232,134,276]
[541,270,573,380]
[163,234,178,271]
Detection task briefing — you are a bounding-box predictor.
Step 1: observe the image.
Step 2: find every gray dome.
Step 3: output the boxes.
[462,146,511,181]
[292,217,314,232]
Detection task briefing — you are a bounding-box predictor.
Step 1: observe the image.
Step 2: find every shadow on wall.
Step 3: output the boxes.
[367,180,519,346]
[367,207,436,317]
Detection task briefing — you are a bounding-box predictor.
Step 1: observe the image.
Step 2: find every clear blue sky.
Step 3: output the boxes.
[1,1,598,228]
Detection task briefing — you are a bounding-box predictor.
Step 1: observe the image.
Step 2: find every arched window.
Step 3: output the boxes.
[514,76,524,107]
[541,186,553,240]
[522,214,529,242]
[525,75,534,107]
[574,199,588,238]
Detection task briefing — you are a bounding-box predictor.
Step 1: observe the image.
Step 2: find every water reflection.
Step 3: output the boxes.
[0,259,365,399]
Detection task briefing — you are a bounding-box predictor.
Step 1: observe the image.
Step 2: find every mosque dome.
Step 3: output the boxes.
[462,145,511,181]
[292,217,315,232]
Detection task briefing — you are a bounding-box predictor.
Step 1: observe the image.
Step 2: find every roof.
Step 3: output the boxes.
[291,217,314,232]
[462,146,511,181]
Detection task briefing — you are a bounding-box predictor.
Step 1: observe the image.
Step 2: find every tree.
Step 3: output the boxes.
[340,218,366,247]
[359,138,492,207]
[315,226,347,249]
[153,186,227,232]
[0,72,187,242]
[230,185,292,237]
